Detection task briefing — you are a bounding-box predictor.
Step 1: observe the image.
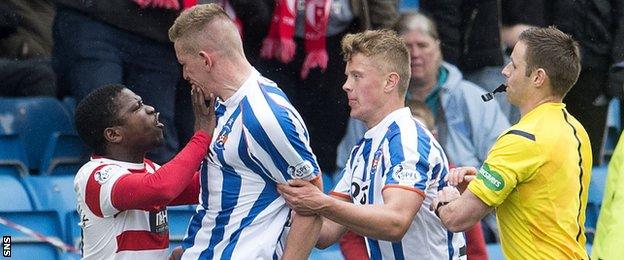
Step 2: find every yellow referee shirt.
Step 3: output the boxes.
[468,103,592,259]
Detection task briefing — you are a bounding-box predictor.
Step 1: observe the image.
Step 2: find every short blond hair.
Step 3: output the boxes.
[341,30,411,95]
[169,4,231,53]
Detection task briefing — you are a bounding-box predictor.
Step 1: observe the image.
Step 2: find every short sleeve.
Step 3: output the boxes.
[468,131,542,206]
[241,88,321,183]
[383,126,431,196]
[330,168,353,200]
[84,164,130,218]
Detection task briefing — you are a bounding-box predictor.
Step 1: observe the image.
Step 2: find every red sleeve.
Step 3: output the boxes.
[169,172,200,205]
[111,131,211,211]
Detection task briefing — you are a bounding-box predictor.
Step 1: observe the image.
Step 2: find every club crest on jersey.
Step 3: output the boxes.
[94,167,112,184]
[392,163,420,185]
[288,160,314,179]
[214,121,234,150]
[370,150,382,174]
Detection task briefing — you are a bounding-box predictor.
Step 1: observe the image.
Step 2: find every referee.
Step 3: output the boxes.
[432,26,591,259]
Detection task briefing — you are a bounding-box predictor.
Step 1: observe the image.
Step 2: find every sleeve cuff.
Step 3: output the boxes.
[382,184,425,199]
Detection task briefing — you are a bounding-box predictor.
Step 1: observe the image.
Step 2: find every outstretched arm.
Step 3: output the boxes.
[279,180,422,242]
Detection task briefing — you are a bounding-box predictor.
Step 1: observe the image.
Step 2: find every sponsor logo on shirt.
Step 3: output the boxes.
[288,160,314,179]
[392,163,420,185]
[149,209,169,234]
[94,167,113,184]
[477,164,505,191]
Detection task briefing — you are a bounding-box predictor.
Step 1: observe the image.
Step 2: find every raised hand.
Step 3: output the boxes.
[191,87,216,134]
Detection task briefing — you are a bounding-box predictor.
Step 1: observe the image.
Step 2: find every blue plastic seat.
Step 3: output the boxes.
[0,97,74,171]
[0,134,29,177]
[601,99,621,163]
[40,132,85,175]
[486,243,505,260]
[586,165,608,243]
[23,175,77,245]
[65,211,81,250]
[168,205,196,243]
[0,211,64,259]
[61,96,77,119]
[0,173,35,211]
[309,243,344,260]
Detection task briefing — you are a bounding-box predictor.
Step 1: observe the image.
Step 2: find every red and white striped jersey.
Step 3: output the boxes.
[74,157,169,260]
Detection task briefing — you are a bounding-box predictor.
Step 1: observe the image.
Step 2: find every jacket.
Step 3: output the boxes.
[53,0,181,43]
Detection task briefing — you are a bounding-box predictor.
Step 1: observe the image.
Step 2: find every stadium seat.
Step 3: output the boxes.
[0,211,64,260]
[601,98,621,164]
[40,132,85,175]
[0,97,74,171]
[168,205,196,243]
[23,175,78,245]
[486,243,505,260]
[65,211,81,250]
[0,134,29,177]
[309,243,344,260]
[586,165,608,243]
[61,96,77,119]
[0,174,35,211]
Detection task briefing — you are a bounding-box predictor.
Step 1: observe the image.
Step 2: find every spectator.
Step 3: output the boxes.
[0,0,56,97]
[420,0,520,123]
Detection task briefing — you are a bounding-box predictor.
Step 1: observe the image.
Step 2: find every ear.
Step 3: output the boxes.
[384,72,400,93]
[532,68,547,87]
[199,51,213,71]
[104,127,123,144]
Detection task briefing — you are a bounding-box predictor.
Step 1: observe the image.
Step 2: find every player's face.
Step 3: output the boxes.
[342,54,388,122]
[175,41,212,93]
[114,88,164,151]
[402,30,441,86]
[502,41,532,106]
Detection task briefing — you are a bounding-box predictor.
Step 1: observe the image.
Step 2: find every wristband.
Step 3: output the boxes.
[434,201,450,218]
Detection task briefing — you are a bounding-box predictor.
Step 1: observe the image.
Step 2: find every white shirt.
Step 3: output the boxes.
[181,69,320,259]
[75,157,169,260]
[332,108,467,260]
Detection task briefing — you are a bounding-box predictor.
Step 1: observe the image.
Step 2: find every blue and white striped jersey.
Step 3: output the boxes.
[332,108,466,260]
[181,69,320,259]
